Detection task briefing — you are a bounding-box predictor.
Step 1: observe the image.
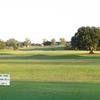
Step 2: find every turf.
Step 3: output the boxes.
[1,82,100,100]
[0,49,100,100]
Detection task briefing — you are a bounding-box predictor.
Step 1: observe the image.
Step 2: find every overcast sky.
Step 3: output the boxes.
[0,0,100,43]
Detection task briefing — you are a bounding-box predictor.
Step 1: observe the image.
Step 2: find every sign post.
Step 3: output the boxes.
[0,74,10,86]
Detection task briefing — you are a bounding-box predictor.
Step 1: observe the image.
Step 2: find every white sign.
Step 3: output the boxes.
[0,74,10,86]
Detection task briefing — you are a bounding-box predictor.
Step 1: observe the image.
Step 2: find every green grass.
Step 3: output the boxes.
[19,46,65,51]
[0,49,100,100]
[1,82,100,100]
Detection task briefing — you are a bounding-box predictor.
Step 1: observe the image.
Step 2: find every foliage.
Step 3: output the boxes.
[51,38,56,46]
[43,40,51,46]
[24,38,31,47]
[71,26,100,53]
[60,38,66,47]
[0,39,6,49]
[6,38,19,50]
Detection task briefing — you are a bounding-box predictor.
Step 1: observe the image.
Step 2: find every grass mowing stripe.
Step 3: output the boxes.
[1,81,100,100]
[0,50,100,100]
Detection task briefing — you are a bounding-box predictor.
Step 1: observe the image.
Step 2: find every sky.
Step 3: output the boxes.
[0,0,100,43]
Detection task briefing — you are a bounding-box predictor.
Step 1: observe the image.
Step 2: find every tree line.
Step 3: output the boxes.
[43,38,66,47]
[40,26,100,54]
[0,37,68,50]
[0,38,31,50]
[0,26,100,53]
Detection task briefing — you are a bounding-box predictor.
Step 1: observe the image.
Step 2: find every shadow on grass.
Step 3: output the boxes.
[19,47,64,51]
[0,54,100,60]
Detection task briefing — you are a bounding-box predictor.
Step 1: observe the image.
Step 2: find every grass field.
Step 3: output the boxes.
[0,47,100,100]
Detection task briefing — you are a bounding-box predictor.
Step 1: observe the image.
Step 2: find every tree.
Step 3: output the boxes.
[24,38,31,47]
[71,26,100,54]
[51,38,56,46]
[0,40,6,49]
[43,39,51,46]
[6,38,19,50]
[71,36,78,50]
[19,42,24,48]
[51,38,56,50]
[60,38,66,47]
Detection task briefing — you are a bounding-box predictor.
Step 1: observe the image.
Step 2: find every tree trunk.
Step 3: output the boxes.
[89,50,94,54]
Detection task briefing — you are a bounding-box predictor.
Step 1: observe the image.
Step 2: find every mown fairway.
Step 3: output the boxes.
[0,48,100,100]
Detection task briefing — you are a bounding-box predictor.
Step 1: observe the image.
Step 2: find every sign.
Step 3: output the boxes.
[0,74,10,86]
